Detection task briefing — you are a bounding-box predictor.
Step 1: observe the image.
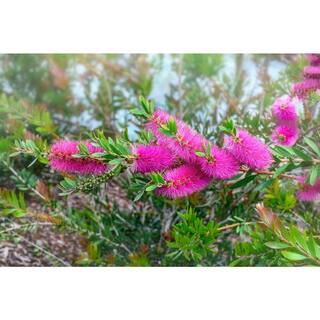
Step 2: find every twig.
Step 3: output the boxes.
[2,160,47,201]
[218,221,255,232]
[0,222,53,235]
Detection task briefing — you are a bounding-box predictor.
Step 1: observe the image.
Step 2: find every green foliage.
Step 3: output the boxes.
[166,208,219,263]
[0,189,27,217]
[263,179,296,211]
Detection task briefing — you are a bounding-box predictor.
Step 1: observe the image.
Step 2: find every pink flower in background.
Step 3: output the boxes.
[271,96,297,122]
[224,129,273,170]
[306,54,320,66]
[198,146,239,179]
[49,140,107,175]
[132,144,177,174]
[292,79,320,99]
[303,65,320,79]
[156,164,212,199]
[271,124,299,147]
[296,176,320,202]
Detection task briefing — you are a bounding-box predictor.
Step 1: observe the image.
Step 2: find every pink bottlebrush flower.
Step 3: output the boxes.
[271,96,298,122]
[49,140,107,175]
[292,79,320,99]
[198,146,240,179]
[306,54,320,66]
[145,109,172,139]
[296,176,320,202]
[271,124,299,147]
[224,129,273,170]
[303,65,320,79]
[132,144,177,174]
[146,109,208,163]
[156,164,212,199]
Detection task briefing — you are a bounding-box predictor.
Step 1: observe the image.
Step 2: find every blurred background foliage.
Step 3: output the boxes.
[1,54,320,266]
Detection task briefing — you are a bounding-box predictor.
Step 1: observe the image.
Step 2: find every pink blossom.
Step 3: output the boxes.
[296,176,320,202]
[198,146,239,179]
[303,65,320,79]
[146,109,207,163]
[132,144,177,174]
[306,54,320,66]
[271,124,299,147]
[145,109,171,140]
[271,96,297,122]
[292,79,320,99]
[49,140,107,175]
[224,129,273,170]
[156,164,212,199]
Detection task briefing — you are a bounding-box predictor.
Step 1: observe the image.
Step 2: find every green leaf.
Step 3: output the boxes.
[108,158,123,165]
[146,185,158,192]
[134,189,145,202]
[253,179,274,192]
[273,163,290,179]
[265,242,291,249]
[281,251,308,261]
[292,147,312,161]
[304,137,320,157]
[231,175,256,189]
[195,151,206,157]
[308,166,318,185]
[307,236,317,258]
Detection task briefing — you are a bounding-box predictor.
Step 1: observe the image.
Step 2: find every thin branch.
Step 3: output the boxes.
[2,160,47,201]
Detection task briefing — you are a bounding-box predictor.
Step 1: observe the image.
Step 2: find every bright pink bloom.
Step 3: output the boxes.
[296,176,320,202]
[271,96,297,122]
[271,125,299,147]
[303,65,320,79]
[156,164,212,199]
[49,140,107,175]
[146,109,207,163]
[132,144,177,174]
[224,129,273,170]
[198,146,239,179]
[145,109,171,140]
[306,54,320,66]
[292,79,320,99]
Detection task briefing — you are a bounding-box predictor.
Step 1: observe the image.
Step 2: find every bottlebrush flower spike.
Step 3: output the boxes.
[132,144,177,174]
[145,109,171,139]
[224,129,273,170]
[156,164,212,199]
[271,96,298,123]
[296,176,320,202]
[303,66,320,79]
[271,124,299,147]
[146,109,208,163]
[49,140,107,175]
[198,146,239,179]
[306,54,320,66]
[292,79,320,99]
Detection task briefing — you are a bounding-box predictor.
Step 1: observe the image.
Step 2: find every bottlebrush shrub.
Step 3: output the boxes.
[5,54,320,267]
[49,94,320,207]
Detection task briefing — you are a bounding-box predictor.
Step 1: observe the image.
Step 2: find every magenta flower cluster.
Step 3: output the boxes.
[270,96,299,147]
[49,140,108,175]
[292,54,320,99]
[296,176,320,202]
[132,109,272,199]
